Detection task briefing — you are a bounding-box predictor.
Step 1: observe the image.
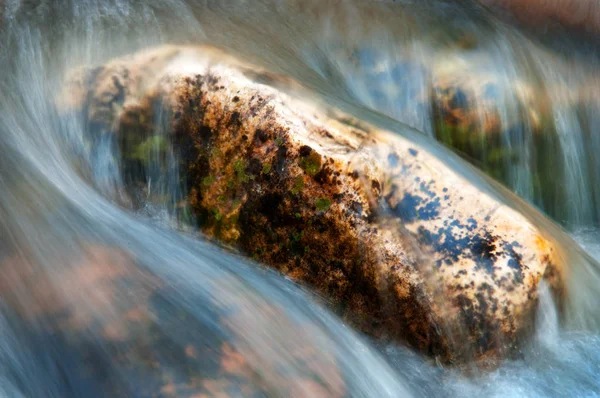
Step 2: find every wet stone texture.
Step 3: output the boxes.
[0,246,346,397]
[62,45,566,366]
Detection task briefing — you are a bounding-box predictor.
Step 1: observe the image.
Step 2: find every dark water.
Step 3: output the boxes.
[1,1,600,396]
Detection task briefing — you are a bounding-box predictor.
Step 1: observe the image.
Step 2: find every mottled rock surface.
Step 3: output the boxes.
[0,245,347,397]
[61,45,566,365]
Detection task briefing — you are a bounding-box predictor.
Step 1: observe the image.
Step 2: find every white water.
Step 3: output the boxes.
[1,1,600,396]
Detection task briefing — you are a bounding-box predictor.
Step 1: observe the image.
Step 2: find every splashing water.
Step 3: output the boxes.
[1,0,600,397]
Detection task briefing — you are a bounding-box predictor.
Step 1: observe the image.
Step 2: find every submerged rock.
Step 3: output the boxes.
[61,45,566,365]
[431,62,549,139]
[0,246,347,397]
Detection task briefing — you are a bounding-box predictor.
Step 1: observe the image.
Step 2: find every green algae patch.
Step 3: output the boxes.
[131,135,168,162]
[291,176,305,194]
[315,197,331,212]
[210,147,223,159]
[202,176,216,186]
[262,162,271,175]
[233,159,250,183]
[291,230,304,242]
[212,209,223,222]
[299,151,322,177]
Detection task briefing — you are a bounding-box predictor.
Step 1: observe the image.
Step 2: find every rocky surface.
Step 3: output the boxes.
[60,45,566,365]
[0,245,347,397]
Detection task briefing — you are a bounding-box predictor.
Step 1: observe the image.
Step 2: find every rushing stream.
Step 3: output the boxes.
[1,0,600,396]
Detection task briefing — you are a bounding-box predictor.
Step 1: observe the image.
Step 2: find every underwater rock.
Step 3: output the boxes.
[61,45,566,365]
[431,60,549,139]
[428,62,549,187]
[0,246,347,396]
[330,45,554,187]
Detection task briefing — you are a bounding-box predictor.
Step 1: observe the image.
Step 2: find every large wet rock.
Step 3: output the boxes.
[60,45,566,365]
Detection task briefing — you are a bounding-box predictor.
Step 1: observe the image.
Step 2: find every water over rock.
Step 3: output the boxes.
[60,45,567,365]
[0,243,353,396]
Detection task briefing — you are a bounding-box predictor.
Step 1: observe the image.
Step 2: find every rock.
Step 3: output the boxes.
[431,59,549,138]
[61,45,566,365]
[330,44,556,191]
[428,56,551,190]
[428,52,600,223]
[0,245,347,396]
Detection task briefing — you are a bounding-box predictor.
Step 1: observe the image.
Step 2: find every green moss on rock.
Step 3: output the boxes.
[315,197,332,212]
[299,151,322,177]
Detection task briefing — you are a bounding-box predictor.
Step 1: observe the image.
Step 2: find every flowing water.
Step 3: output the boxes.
[1,0,600,396]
